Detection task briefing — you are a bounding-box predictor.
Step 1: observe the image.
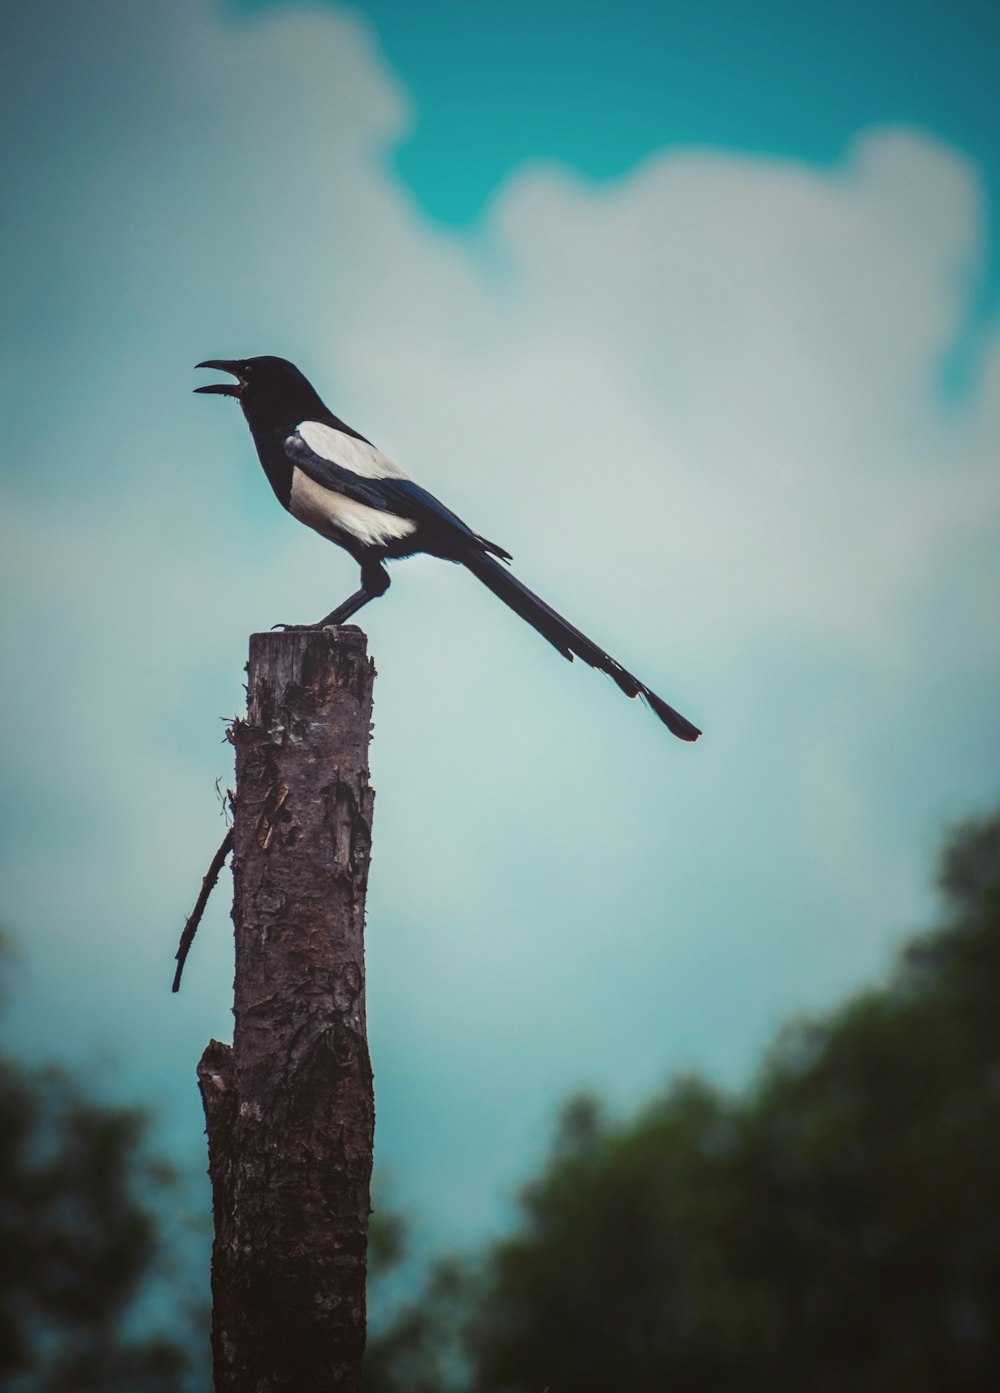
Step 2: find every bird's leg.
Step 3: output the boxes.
[314,585,371,626]
[273,559,391,631]
[316,559,391,626]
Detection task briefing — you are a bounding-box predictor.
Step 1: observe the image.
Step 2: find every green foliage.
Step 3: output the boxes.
[365,1251,478,1393]
[364,1196,480,1393]
[368,1205,409,1279]
[371,810,1000,1392]
[0,979,197,1392]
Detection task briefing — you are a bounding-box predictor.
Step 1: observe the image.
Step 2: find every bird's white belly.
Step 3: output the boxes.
[289,468,417,548]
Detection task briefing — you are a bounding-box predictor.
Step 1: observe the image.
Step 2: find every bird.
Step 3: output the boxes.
[195,356,701,741]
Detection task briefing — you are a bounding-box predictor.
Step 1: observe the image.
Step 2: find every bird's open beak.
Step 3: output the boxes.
[194,360,244,397]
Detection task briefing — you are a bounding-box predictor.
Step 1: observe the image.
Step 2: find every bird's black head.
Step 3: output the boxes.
[195,355,327,432]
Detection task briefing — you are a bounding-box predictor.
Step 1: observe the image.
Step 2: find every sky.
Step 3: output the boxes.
[1,0,999,1279]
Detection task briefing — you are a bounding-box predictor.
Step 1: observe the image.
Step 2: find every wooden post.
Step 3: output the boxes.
[197,628,376,1392]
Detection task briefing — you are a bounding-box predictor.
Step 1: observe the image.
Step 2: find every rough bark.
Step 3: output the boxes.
[198,627,376,1392]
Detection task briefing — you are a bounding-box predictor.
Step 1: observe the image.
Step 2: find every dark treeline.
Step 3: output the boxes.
[0,979,203,1391]
[3,809,999,1390]
[367,809,1000,1392]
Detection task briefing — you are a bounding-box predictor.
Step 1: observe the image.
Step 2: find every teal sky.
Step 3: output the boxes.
[241,1,1000,317]
[239,1,1000,215]
[1,0,999,1279]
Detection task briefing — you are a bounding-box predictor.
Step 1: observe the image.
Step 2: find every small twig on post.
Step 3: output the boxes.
[198,627,376,1393]
[172,826,235,993]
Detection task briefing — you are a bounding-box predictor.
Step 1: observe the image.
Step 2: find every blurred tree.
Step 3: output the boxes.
[450,810,1000,1392]
[364,1200,477,1393]
[0,938,200,1392]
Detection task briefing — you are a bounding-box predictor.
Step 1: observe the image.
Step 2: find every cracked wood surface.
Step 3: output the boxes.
[199,627,376,1392]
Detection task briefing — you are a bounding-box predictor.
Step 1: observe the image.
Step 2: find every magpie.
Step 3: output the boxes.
[195,356,701,741]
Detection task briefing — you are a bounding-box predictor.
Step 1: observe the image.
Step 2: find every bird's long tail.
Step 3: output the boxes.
[460,550,701,741]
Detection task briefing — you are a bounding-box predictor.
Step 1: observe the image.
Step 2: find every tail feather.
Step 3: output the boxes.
[461,550,701,742]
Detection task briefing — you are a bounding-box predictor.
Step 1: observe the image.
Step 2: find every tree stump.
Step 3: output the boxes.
[198,628,376,1392]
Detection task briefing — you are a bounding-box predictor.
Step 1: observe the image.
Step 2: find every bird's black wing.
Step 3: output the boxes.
[285,424,697,740]
[285,431,511,560]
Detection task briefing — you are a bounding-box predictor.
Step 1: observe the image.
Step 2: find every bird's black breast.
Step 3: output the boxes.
[248,417,296,508]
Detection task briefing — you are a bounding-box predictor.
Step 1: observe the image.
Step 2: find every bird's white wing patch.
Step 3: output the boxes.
[297,420,408,480]
[289,468,417,548]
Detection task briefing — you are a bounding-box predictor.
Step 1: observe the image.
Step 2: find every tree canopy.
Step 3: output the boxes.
[368,809,1000,1392]
[0,941,199,1393]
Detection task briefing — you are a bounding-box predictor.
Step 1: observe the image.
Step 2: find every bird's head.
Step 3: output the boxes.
[195,355,325,428]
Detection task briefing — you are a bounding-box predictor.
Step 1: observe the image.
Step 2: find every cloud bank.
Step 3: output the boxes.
[1,0,998,1245]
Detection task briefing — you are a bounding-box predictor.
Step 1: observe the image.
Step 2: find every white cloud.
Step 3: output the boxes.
[1,0,998,1247]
